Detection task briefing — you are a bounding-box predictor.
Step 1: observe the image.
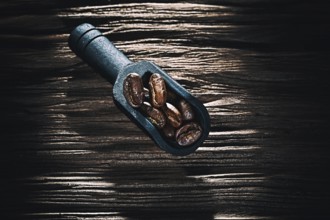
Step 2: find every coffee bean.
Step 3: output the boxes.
[176,122,202,146]
[149,73,167,108]
[124,72,203,147]
[143,87,150,99]
[123,73,144,108]
[141,102,166,128]
[178,99,194,121]
[163,103,182,128]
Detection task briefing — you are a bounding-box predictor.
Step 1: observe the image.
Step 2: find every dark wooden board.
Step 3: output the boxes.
[1,0,330,219]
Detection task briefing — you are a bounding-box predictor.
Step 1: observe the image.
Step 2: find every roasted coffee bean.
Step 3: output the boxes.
[123,73,144,107]
[141,102,166,128]
[143,87,150,99]
[163,103,182,128]
[162,123,175,139]
[149,73,167,108]
[178,99,194,121]
[176,122,202,146]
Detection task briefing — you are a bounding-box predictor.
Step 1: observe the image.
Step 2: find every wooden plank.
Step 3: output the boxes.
[1,0,330,219]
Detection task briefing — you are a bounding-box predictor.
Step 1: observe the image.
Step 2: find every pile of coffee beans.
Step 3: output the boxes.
[123,72,202,147]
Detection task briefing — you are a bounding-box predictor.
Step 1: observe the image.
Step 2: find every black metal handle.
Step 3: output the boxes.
[68,23,132,84]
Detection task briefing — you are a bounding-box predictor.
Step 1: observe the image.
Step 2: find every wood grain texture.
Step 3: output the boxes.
[1,0,330,219]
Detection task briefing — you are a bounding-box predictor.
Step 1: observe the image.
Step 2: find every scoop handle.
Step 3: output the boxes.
[68,23,132,84]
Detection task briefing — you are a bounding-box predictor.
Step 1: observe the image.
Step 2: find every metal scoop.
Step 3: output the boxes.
[68,23,210,156]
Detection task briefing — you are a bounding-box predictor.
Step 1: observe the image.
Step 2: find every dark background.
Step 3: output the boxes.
[1,0,330,219]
